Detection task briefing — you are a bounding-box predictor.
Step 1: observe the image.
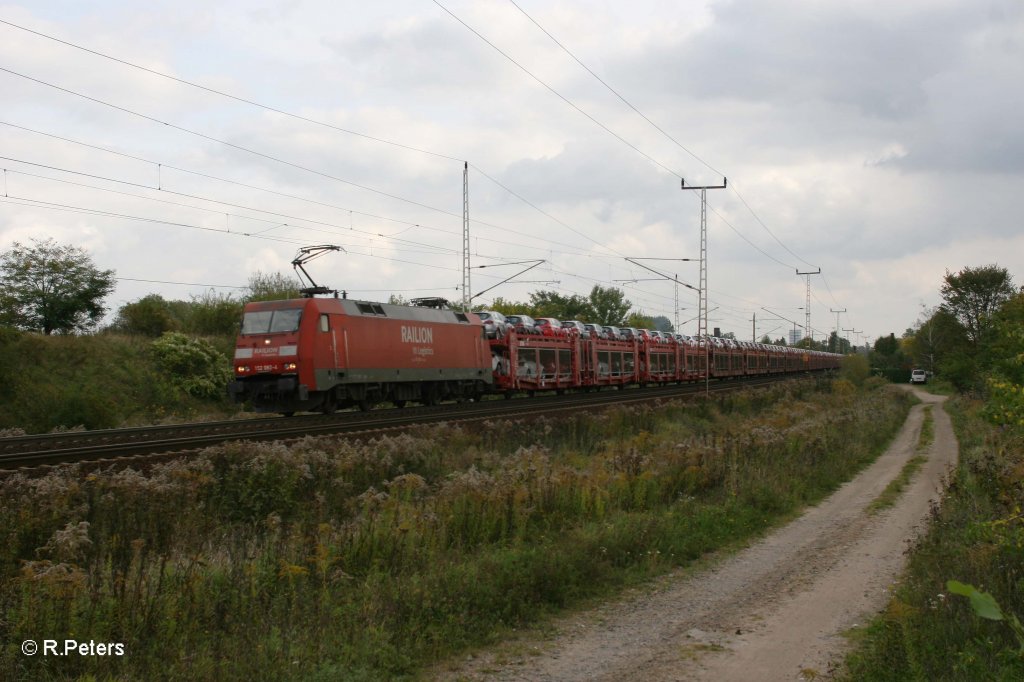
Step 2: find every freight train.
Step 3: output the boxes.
[227,296,841,415]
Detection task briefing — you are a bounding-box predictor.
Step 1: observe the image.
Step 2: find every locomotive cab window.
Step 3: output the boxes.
[319,314,330,332]
[241,308,302,335]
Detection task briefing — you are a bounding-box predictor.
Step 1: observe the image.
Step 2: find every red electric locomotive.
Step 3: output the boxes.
[228,297,492,414]
[227,245,841,414]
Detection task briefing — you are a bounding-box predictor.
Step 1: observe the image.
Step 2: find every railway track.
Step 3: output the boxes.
[0,375,806,473]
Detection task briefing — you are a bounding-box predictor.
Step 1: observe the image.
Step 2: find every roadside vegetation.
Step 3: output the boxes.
[1,379,911,680]
[842,263,1024,680]
[0,328,236,434]
[842,397,1024,680]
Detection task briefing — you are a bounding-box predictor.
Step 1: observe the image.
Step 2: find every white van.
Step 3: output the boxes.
[910,369,927,384]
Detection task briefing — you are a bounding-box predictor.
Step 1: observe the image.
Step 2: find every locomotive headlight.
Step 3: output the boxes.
[236,365,251,374]
[283,362,297,371]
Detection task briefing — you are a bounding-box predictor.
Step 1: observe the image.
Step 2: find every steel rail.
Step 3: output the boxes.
[0,375,807,472]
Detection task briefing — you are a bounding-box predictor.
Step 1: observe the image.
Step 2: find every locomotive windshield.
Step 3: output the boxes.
[241,308,302,335]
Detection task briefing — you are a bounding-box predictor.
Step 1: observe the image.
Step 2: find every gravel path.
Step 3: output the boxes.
[433,387,956,681]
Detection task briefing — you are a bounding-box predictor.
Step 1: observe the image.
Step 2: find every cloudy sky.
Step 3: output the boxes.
[1,0,1021,345]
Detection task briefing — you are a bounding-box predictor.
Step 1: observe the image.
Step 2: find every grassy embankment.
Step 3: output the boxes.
[1,377,911,680]
[0,329,236,434]
[843,397,1024,680]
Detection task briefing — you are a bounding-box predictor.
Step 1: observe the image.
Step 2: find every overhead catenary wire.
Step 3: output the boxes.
[0,121,617,261]
[0,20,658,261]
[430,0,683,179]
[2,188,793,325]
[505,1,825,273]
[116,277,248,289]
[0,17,844,328]
[0,18,832,312]
[0,66,463,220]
[1,155,681,314]
[115,277,451,295]
[0,163,460,256]
[0,18,465,164]
[506,0,718,177]
[0,195,482,276]
[1,150,819,327]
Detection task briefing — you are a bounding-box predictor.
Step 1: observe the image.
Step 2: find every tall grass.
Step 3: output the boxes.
[0,379,912,680]
[0,330,235,433]
[842,398,1024,680]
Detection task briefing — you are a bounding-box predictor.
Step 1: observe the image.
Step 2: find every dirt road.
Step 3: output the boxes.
[435,387,956,681]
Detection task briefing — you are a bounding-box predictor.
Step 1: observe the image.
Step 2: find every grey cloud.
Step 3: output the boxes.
[619,0,974,120]
[320,17,507,94]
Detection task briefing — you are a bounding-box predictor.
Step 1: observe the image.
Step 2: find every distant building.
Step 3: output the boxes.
[789,328,804,345]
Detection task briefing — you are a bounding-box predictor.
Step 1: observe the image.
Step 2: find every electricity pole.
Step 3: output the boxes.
[796,268,821,342]
[844,328,861,354]
[830,307,846,352]
[681,178,726,397]
[680,178,727,341]
[462,162,471,312]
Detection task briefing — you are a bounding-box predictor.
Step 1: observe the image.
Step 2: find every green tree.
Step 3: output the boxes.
[651,315,674,333]
[827,331,851,354]
[113,294,177,336]
[906,306,967,375]
[870,332,909,381]
[940,264,1016,347]
[0,239,116,335]
[986,292,1024,385]
[245,271,301,302]
[484,296,530,316]
[873,333,899,356]
[982,291,1024,425]
[623,311,654,329]
[587,285,631,325]
[185,290,243,337]
[528,291,594,320]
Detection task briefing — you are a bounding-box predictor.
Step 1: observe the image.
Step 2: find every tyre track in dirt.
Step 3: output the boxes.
[434,387,956,682]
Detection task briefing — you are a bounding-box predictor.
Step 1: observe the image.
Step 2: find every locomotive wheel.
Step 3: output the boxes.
[393,400,407,409]
[282,412,295,418]
[320,397,337,415]
[357,399,372,412]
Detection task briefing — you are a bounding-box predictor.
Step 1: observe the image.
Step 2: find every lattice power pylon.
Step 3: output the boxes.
[462,162,471,312]
[680,178,726,339]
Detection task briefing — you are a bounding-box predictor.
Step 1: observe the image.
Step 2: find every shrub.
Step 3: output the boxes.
[840,353,870,386]
[149,332,232,399]
[183,290,242,336]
